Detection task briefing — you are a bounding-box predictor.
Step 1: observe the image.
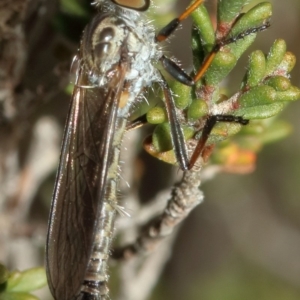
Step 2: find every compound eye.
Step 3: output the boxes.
[110,0,150,11]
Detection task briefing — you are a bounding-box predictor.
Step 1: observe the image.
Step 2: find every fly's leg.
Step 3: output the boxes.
[154,1,270,170]
[126,114,148,131]
[156,0,205,42]
[188,115,249,169]
[156,0,270,83]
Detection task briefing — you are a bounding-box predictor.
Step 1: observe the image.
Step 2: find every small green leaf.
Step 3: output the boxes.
[278,51,296,73]
[182,126,195,141]
[265,39,287,75]
[217,0,248,24]
[152,123,194,152]
[265,76,291,91]
[192,5,215,53]
[246,50,266,87]
[0,264,8,285]
[230,2,272,36]
[146,107,167,124]
[172,81,192,109]
[235,102,286,119]
[274,86,300,102]
[226,32,257,61]
[64,83,74,95]
[239,86,276,107]
[191,26,205,71]
[187,99,209,121]
[60,0,89,17]
[205,51,236,86]
[0,292,39,300]
[6,268,47,293]
[259,120,292,144]
[210,122,243,139]
[240,122,265,135]
[152,123,173,152]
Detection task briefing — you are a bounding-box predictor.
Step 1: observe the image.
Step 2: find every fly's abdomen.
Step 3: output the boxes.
[79,118,126,299]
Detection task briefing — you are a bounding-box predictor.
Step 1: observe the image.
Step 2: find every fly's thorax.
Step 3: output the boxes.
[123,17,161,91]
[116,15,161,114]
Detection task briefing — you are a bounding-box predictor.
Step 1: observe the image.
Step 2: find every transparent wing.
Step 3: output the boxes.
[46,63,126,299]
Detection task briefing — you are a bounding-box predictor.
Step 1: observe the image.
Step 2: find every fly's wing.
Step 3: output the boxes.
[46,62,127,299]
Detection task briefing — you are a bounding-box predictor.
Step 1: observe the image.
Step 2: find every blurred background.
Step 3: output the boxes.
[0,0,299,299]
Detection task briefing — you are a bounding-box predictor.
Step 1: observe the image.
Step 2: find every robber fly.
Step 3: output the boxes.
[45,0,204,299]
[46,0,270,299]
